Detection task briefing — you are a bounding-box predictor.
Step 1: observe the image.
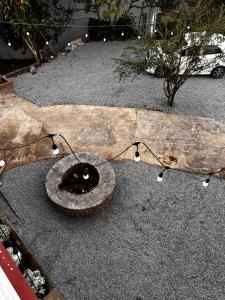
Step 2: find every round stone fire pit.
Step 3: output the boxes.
[45,152,116,217]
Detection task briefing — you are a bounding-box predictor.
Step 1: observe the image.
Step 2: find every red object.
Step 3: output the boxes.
[0,242,38,300]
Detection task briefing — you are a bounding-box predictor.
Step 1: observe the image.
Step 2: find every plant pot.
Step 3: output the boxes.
[0,75,12,89]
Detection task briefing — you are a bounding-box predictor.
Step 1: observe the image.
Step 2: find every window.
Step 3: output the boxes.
[180,46,201,57]
[203,45,223,55]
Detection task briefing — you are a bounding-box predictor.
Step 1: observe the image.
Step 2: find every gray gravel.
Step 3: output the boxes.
[1,159,225,299]
[12,41,225,119]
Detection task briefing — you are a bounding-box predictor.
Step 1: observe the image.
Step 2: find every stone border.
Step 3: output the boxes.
[45,153,116,217]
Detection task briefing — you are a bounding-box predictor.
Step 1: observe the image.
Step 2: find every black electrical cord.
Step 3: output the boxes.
[0,133,224,180]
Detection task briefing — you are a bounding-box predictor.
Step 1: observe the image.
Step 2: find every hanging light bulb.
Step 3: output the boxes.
[67,42,71,46]
[134,151,141,162]
[8,42,11,47]
[157,167,169,182]
[121,32,124,37]
[52,144,59,155]
[0,160,5,167]
[202,173,212,187]
[46,41,49,45]
[103,37,107,42]
[137,35,141,39]
[203,179,209,187]
[157,172,164,182]
[83,167,89,180]
[187,26,190,30]
[133,142,141,162]
[171,32,174,35]
[85,33,88,38]
[154,29,157,33]
[26,32,30,36]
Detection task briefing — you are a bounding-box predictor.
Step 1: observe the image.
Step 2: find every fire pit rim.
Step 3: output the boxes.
[45,152,115,215]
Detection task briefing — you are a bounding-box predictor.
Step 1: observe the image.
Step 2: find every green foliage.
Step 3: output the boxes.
[157,0,180,12]
[0,0,77,63]
[84,0,158,24]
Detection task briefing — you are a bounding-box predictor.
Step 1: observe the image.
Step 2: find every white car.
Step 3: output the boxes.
[146,37,225,79]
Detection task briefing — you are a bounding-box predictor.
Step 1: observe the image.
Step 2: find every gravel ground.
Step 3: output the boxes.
[1,159,225,300]
[12,41,225,119]
[4,41,225,299]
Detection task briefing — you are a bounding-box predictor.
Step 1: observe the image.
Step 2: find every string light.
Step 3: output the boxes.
[134,142,141,162]
[187,26,190,30]
[137,35,141,39]
[67,42,71,46]
[26,31,30,36]
[0,160,5,167]
[121,32,124,37]
[157,167,169,182]
[83,168,89,180]
[48,134,59,155]
[103,37,107,42]
[171,32,174,35]
[85,33,88,38]
[203,173,212,187]
[45,41,49,45]
[52,144,59,155]
[7,42,11,47]
[0,134,224,188]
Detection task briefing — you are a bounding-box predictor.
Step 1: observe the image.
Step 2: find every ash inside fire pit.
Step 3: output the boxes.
[58,163,99,194]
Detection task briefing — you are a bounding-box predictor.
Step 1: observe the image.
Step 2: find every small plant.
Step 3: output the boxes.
[0,224,10,242]
[24,268,46,298]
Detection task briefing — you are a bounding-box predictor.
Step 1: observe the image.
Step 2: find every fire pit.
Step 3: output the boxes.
[45,152,116,217]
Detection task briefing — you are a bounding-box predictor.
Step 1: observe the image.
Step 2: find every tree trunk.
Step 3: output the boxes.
[167,90,177,107]
[24,37,41,65]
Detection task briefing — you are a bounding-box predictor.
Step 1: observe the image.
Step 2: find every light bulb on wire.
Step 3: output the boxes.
[202,173,212,187]
[68,42,71,46]
[157,167,169,183]
[103,37,107,42]
[49,134,59,155]
[203,179,209,187]
[8,42,11,47]
[26,32,30,36]
[171,32,174,36]
[52,144,59,155]
[85,33,88,38]
[46,41,49,45]
[83,168,89,180]
[121,32,124,37]
[0,160,5,167]
[133,142,141,162]
[157,172,164,182]
[137,35,141,40]
[134,151,141,162]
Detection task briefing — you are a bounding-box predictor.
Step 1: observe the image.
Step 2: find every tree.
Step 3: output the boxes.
[84,0,158,24]
[157,0,180,12]
[0,0,77,64]
[115,0,225,107]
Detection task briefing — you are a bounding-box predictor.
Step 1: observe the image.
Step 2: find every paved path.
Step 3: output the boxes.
[1,93,225,177]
